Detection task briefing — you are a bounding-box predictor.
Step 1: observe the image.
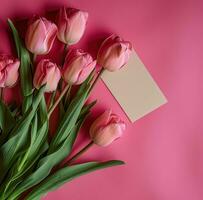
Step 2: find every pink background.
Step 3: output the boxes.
[1,0,203,200]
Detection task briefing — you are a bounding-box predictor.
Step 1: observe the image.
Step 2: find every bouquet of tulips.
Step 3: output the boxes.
[0,6,132,200]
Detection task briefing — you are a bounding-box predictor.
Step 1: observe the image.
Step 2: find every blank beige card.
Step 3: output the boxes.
[101,50,167,123]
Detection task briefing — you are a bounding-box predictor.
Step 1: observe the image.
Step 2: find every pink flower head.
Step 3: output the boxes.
[0,55,20,88]
[57,7,88,45]
[33,59,61,92]
[90,110,126,147]
[25,17,58,55]
[62,49,96,85]
[97,34,132,72]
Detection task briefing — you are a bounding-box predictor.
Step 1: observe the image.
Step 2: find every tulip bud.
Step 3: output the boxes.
[25,17,58,55]
[57,7,88,45]
[97,34,132,72]
[62,49,96,85]
[33,59,61,92]
[0,55,20,88]
[89,110,126,147]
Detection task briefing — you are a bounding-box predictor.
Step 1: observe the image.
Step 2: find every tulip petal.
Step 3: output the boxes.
[26,18,47,54]
[57,8,88,45]
[89,110,112,139]
[43,23,58,54]
[26,17,57,55]
[4,60,20,87]
[0,55,20,88]
[33,59,61,92]
[67,11,88,45]
[63,56,84,84]
[76,60,96,84]
[46,64,61,92]
[93,123,125,147]
[63,49,95,85]
[0,72,7,87]
[97,35,132,71]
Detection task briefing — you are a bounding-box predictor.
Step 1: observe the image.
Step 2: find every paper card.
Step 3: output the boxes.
[101,50,167,123]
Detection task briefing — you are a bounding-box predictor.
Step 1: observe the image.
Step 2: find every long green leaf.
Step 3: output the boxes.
[8,96,96,199]
[0,114,37,198]
[8,76,94,197]
[62,100,97,158]
[0,100,15,145]
[1,97,49,198]
[49,75,93,153]
[0,87,44,182]
[8,19,33,114]
[79,100,97,119]
[10,118,85,196]
[24,96,49,165]
[2,142,48,199]
[26,160,125,200]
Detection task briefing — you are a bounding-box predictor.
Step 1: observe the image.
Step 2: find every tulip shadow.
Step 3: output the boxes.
[82,29,112,59]
[80,103,106,139]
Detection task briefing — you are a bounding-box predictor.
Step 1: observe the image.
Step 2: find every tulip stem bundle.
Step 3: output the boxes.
[0,7,132,199]
[64,84,72,106]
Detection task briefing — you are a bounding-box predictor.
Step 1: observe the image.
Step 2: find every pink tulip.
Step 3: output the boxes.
[97,34,132,72]
[57,7,88,45]
[25,17,58,55]
[33,59,61,92]
[0,55,20,88]
[89,110,126,147]
[62,49,96,85]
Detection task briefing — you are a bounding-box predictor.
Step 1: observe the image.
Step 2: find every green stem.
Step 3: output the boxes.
[48,84,70,118]
[65,141,94,165]
[64,85,72,109]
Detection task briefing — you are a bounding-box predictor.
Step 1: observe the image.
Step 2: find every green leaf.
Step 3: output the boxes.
[8,19,33,114]
[0,100,15,145]
[0,87,45,182]
[79,100,97,119]
[25,116,48,166]
[11,114,88,198]
[50,92,87,151]
[22,94,33,115]
[26,160,125,200]
[7,19,21,57]
[76,69,94,97]
[65,100,96,152]
[1,142,48,199]
[49,74,93,153]
[0,97,49,198]
[9,76,95,198]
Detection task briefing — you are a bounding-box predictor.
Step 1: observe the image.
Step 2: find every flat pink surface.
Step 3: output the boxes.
[1,0,203,200]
